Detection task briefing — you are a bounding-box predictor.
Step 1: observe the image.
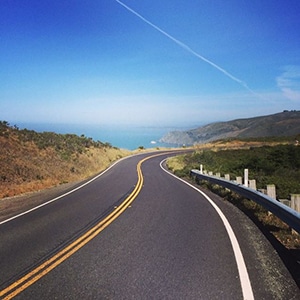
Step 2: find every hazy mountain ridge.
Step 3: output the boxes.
[160,111,300,145]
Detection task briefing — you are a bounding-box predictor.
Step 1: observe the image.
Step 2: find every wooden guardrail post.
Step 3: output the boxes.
[236,176,242,184]
[291,194,300,213]
[190,169,300,234]
[249,179,257,190]
[291,194,300,234]
[267,184,276,200]
[244,169,249,187]
[266,184,276,216]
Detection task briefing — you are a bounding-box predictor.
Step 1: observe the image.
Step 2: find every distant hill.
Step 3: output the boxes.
[160,111,300,145]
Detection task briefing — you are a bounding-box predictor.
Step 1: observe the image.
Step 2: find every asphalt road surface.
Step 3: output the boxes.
[0,151,299,299]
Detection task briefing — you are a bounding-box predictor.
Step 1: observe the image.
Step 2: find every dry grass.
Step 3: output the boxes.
[0,133,130,198]
[166,155,186,171]
[194,139,289,151]
[228,193,300,249]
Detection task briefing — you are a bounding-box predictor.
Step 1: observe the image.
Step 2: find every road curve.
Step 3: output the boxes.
[0,151,299,299]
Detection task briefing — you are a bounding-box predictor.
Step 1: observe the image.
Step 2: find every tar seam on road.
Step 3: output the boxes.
[160,159,255,300]
[0,152,175,299]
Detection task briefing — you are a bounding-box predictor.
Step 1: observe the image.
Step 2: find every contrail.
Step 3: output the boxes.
[115,0,259,96]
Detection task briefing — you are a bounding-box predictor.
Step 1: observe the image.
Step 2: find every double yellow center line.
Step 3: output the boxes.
[0,154,161,299]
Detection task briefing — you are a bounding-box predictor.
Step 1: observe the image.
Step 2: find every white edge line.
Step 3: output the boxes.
[160,159,255,300]
[0,156,132,225]
[0,150,173,226]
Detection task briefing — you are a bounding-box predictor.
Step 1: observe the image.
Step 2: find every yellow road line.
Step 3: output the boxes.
[0,153,172,299]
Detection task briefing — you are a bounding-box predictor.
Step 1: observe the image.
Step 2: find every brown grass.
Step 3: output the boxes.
[194,139,289,151]
[0,134,130,198]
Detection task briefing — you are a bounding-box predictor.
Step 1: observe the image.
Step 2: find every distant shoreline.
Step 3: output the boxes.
[13,122,192,150]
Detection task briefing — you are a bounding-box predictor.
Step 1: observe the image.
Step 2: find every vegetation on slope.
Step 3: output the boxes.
[167,139,300,249]
[168,140,300,199]
[161,110,300,145]
[0,121,130,198]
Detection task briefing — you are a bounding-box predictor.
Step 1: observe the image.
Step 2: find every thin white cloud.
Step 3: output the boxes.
[276,65,300,102]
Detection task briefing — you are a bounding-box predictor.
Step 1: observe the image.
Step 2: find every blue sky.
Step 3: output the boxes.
[1,0,300,128]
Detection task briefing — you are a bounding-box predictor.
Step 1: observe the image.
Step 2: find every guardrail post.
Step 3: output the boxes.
[267,184,276,216]
[244,169,249,187]
[267,184,277,200]
[291,195,300,234]
[200,164,203,174]
[190,169,300,234]
[291,194,300,213]
[236,176,242,184]
[216,172,221,178]
[249,179,257,190]
[225,174,230,181]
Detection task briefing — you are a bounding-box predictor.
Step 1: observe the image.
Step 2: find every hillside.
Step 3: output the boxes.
[160,111,300,145]
[0,121,130,198]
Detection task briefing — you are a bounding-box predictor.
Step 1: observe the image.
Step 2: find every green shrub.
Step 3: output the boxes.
[174,145,300,199]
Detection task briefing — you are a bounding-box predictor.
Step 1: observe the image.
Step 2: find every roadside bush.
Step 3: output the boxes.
[172,145,300,199]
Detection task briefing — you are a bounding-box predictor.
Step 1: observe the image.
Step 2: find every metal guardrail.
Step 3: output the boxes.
[190,169,300,234]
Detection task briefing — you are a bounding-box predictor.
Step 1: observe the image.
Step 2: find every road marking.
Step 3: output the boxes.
[160,159,255,300]
[0,157,142,299]
[0,150,181,225]
[0,157,128,225]
[0,152,175,299]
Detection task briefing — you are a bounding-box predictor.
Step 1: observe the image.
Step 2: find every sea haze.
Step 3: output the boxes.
[15,122,192,150]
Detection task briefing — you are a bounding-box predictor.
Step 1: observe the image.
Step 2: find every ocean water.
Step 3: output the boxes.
[16,122,187,150]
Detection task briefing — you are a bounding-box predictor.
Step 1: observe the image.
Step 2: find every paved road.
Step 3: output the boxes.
[0,151,299,299]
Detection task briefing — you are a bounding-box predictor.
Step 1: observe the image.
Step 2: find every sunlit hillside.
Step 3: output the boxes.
[0,121,130,198]
[161,111,300,145]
